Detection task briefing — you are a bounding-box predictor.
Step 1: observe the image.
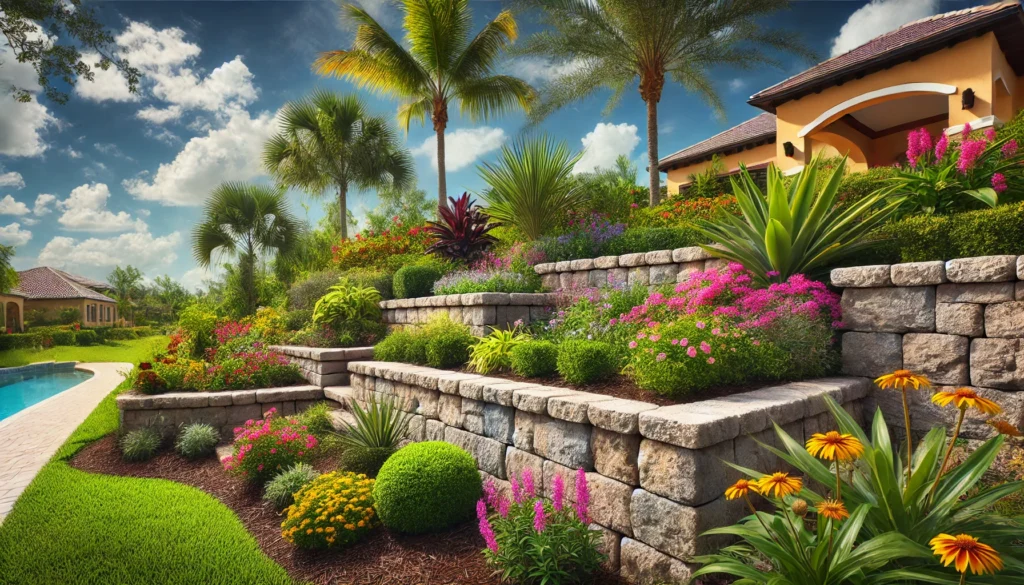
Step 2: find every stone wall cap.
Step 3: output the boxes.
[512,386,580,414]
[945,255,1018,283]
[534,262,556,274]
[555,261,573,272]
[890,261,947,287]
[570,259,595,271]
[461,292,511,306]
[587,398,660,434]
[547,392,614,423]
[830,265,892,288]
[672,246,712,263]
[594,256,620,269]
[645,250,673,265]
[619,253,647,267]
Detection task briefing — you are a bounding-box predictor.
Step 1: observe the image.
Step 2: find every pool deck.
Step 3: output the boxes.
[0,362,131,522]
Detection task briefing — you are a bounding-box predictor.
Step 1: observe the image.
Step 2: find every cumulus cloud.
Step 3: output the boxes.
[33,194,56,216]
[0,223,32,247]
[0,195,30,216]
[508,58,585,84]
[411,127,507,172]
[727,78,746,93]
[56,183,146,232]
[74,52,139,102]
[136,105,184,124]
[573,122,640,174]
[0,171,25,189]
[831,0,938,57]
[0,20,57,157]
[147,56,257,119]
[123,110,278,205]
[38,230,181,271]
[62,147,82,159]
[179,265,222,292]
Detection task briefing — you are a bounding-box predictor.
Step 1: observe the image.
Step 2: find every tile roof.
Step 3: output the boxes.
[13,267,117,303]
[657,113,776,171]
[750,2,1024,111]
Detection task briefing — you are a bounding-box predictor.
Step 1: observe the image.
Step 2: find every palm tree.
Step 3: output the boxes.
[314,0,536,207]
[192,183,302,316]
[263,90,414,240]
[519,0,814,206]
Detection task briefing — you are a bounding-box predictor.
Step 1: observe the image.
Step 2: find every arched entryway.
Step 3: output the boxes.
[5,301,21,333]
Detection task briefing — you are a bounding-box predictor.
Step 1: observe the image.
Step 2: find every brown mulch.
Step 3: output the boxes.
[71,436,628,585]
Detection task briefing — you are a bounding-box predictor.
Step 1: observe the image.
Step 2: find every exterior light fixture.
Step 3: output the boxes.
[783,141,795,157]
[961,88,975,110]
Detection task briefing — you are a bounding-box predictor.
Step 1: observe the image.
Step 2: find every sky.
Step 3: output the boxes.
[0,0,989,290]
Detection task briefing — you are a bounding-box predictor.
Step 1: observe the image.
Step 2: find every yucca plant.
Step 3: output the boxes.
[468,327,531,374]
[476,135,586,240]
[312,279,382,326]
[424,193,498,261]
[336,395,413,452]
[694,155,900,284]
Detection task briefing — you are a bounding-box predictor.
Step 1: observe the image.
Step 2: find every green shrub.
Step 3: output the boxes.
[599,226,702,256]
[339,446,395,477]
[50,330,76,346]
[340,268,394,300]
[373,442,482,534]
[556,340,617,385]
[58,307,81,325]
[374,328,428,364]
[75,330,98,346]
[835,165,897,209]
[174,423,220,460]
[104,328,139,341]
[392,265,443,299]
[262,462,318,510]
[510,340,558,378]
[283,309,313,332]
[424,320,476,368]
[948,201,1024,258]
[468,328,530,374]
[120,427,162,462]
[312,280,381,327]
[297,401,335,438]
[287,270,343,310]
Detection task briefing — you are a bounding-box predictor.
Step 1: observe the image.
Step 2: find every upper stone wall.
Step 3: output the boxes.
[533,246,727,291]
[380,293,556,335]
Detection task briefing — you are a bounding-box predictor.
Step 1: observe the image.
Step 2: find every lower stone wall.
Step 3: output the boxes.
[270,346,373,387]
[345,361,869,584]
[117,385,336,437]
[380,293,555,336]
[533,247,728,291]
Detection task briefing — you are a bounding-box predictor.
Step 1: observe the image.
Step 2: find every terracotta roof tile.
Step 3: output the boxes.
[14,267,117,303]
[657,113,776,171]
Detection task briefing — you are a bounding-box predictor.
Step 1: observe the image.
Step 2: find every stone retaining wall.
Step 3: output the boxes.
[833,255,1024,438]
[379,293,556,336]
[117,385,336,437]
[270,345,373,387]
[533,246,727,291]
[343,360,869,584]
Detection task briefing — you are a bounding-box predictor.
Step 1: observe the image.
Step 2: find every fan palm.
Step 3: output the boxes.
[518,0,813,206]
[314,0,536,206]
[192,183,302,316]
[263,90,414,240]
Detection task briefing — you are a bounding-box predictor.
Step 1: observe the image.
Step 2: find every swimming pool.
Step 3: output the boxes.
[0,368,94,421]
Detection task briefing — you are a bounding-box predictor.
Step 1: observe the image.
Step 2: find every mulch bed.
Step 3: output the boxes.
[72,436,628,585]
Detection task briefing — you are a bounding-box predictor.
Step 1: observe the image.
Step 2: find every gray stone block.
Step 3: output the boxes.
[548,392,613,423]
[589,269,609,287]
[595,255,619,269]
[985,301,1024,338]
[513,410,544,452]
[444,426,506,478]
[672,246,711,263]
[902,333,969,385]
[830,265,892,287]
[424,419,446,442]
[946,255,1018,283]
[588,473,634,536]
[627,266,650,287]
[592,427,641,486]
[619,253,647,267]
[638,439,735,507]
[590,524,622,572]
[841,287,935,333]
[513,386,579,413]
[937,282,1015,303]
[649,263,679,285]
[645,250,673,265]
[570,258,595,271]
[483,403,515,443]
[970,338,1024,390]
[438,393,463,428]
[891,261,947,286]
[588,399,659,434]
[534,262,555,274]
[607,268,628,287]
[630,490,731,559]
[841,332,903,377]
[619,538,692,585]
[505,447,545,490]
[533,417,593,469]
[936,302,984,337]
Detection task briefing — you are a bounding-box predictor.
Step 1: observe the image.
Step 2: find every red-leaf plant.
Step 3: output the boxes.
[425,193,498,261]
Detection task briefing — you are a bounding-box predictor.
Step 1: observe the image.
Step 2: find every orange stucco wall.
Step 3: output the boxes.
[24,298,118,327]
[665,142,777,194]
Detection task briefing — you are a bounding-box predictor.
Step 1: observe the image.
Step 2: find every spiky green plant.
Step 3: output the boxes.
[468,327,530,374]
[337,396,413,451]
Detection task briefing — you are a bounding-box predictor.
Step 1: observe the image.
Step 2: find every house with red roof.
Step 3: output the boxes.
[659,1,1024,193]
[3,267,121,332]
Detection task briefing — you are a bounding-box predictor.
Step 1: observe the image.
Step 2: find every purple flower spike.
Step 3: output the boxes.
[533,500,546,533]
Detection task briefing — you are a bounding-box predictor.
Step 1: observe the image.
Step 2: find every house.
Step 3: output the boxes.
[659,1,1024,193]
[5,267,121,331]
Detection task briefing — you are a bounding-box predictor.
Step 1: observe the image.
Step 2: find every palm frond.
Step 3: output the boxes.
[456,75,536,122]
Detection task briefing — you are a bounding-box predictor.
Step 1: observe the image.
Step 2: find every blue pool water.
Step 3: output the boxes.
[0,370,93,421]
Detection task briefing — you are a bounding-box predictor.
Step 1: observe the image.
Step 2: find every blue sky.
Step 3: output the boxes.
[0,0,987,289]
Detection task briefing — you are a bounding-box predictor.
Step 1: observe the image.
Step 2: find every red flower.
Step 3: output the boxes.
[139,362,152,371]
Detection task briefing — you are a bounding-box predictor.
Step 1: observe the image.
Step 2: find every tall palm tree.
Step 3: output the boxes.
[192,183,302,316]
[314,0,536,207]
[519,0,814,206]
[263,90,414,240]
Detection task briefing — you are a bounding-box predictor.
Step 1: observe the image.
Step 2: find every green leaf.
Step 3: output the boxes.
[764,219,793,275]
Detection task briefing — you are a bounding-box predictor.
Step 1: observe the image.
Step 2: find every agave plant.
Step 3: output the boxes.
[694,154,900,284]
[424,193,498,261]
[336,395,412,451]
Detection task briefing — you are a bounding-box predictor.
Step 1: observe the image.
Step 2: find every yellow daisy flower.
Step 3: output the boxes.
[757,472,802,498]
[806,431,865,461]
[815,499,850,521]
[875,369,931,391]
[930,533,1003,575]
[932,388,1001,415]
[724,479,759,500]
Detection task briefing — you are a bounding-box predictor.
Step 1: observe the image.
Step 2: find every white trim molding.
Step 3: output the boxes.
[797,83,958,138]
[782,165,804,177]
[945,115,1003,135]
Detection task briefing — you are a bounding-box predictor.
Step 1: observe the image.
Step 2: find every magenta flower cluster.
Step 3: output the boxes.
[214,320,253,344]
[221,407,318,484]
[906,127,933,169]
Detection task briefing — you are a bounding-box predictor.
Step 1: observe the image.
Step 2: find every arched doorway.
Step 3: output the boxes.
[6,302,20,333]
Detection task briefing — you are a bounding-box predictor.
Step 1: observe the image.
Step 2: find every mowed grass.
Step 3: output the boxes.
[0,335,170,367]
[0,374,295,585]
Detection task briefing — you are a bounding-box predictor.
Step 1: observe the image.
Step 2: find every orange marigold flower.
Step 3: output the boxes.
[806,431,865,461]
[875,369,931,391]
[757,472,802,498]
[815,499,850,521]
[930,533,1003,575]
[724,479,758,500]
[988,419,1023,437]
[931,388,1002,416]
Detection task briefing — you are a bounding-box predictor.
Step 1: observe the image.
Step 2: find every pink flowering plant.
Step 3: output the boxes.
[478,468,604,584]
[888,124,1024,215]
[221,407,319,484]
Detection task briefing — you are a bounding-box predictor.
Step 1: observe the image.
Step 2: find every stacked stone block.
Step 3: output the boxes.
[345,360,869,584]
[269,345,374,386]
[533,246,725,291]
[379,292,556,336]
[834,256,1024,437]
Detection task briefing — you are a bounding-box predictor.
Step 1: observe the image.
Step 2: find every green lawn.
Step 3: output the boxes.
[0,374,295,585]
[0,335,170,367]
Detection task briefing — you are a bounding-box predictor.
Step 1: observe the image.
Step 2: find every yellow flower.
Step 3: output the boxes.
[930,533,1003,575]
[815,499,850,521]
[724,479,759,500]
[987,419,1022,437]
[757,472,803,498]
[932,388,1001,415]
[806,431,865,461]
[875,369,931,391]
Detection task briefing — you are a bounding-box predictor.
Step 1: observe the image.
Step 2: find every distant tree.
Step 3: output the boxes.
[364,186,432,233]
[0,244,17,294]
[192,183,301,317]
[108,264,143,324]
[314,0,535,206]
[1,0,140,104]
[518,0,813,206]
[153,275,191,322]
[263,90,414,240]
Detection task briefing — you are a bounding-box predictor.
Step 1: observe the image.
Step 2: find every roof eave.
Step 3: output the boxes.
[657,133,777,172]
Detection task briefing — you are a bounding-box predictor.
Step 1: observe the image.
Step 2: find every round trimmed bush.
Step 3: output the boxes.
[510,340,558,378]
[373,441,482,534]
[374,329,428,364]
[392,265,443,299]
[339,445,395,477]
[120,428,161,462]
[425,328,475,368]
[263,462,319,510]
[556,340,617,385]
[175,422,220,459]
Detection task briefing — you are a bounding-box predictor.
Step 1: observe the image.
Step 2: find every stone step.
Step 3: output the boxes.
[329,408,357,431]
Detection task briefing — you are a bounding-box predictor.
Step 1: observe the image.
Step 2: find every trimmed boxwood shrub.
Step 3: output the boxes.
[287,270,343,310]
[373,441,482,534]
[556,340,617,385]
[50,330,76,346]
[392,265,443,299]
[374,329,428,364]
[599,226,702,256]
[424,326,475,369]
[510,340,558,378]
[339,445,395,477]
[75,330,99,346]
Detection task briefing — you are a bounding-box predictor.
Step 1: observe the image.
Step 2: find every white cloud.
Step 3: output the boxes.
[573,122,641,174]
[37,230,182,271]
[727,78,746,93]
[147,56,257,118]
[0,94,57,157]
[180,265,222,292]
[56,183,146,232]
[123,109,278,205]
[0,171,25,189]
[136,105,183,124]
[74,52,139,102]
[411,127,507,172]
[62,147,82,159]
[831,0,938,57]
[145,126,181,145]
[0,195,30,216]
[116,21,200,70]
[0,223,32,247]
[34,193,56,216]
[509,57,585,84]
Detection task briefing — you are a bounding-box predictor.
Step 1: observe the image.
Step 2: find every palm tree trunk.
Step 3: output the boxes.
[338,183,348,240]
[647,98,661,207]
[436,127,447,209]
